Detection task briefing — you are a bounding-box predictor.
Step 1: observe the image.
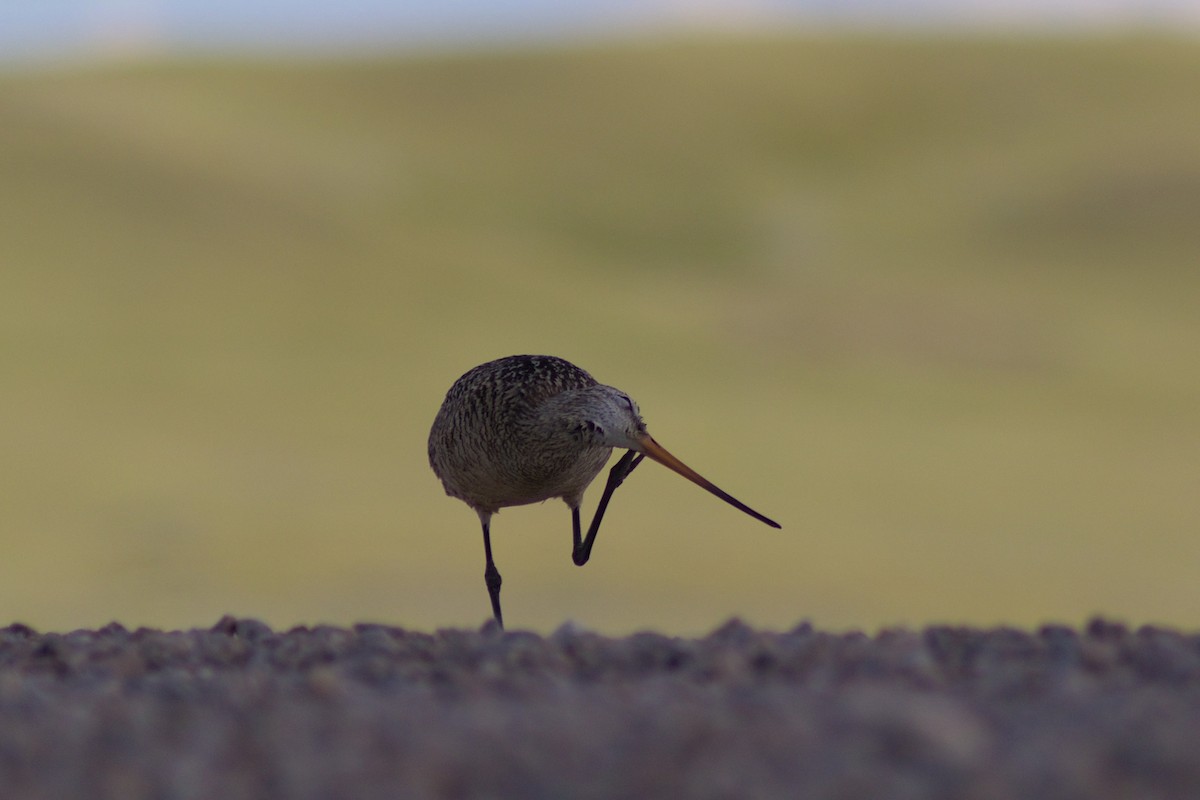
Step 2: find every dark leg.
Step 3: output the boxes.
[573,449,645,566]
[571,506,583,560]
[481,518,503,629]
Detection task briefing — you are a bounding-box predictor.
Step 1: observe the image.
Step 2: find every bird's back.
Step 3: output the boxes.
[428,355,602,512]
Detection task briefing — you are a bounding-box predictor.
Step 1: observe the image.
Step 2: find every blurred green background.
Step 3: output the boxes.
[2,34,1198,634]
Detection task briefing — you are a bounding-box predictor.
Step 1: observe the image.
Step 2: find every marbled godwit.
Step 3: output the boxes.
[428,355,780,628]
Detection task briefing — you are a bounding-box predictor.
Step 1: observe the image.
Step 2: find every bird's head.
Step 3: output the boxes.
[568,385,648,450]
[566,384,782,529]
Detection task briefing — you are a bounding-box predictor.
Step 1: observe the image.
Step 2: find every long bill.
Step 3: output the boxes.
[635,432,781,529]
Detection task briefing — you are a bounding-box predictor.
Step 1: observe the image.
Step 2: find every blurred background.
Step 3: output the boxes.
[2,1,1198,635]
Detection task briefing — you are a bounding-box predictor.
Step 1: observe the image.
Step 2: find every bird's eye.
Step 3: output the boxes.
[583,421,602,434]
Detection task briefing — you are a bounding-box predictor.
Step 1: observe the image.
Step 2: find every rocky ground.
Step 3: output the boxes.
[1,616,1199,799]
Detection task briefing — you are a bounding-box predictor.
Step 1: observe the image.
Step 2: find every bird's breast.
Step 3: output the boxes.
[432,428,612,513]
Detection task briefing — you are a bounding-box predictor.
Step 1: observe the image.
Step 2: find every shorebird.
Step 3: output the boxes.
[428,354,780,628]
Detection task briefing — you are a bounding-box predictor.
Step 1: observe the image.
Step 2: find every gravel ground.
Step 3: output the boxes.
[2,616,1200,799]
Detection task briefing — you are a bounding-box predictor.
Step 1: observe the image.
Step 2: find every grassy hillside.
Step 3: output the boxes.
[2,35,1198,633]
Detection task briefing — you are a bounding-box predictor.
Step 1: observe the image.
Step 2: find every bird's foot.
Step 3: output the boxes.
[608,450,645,490]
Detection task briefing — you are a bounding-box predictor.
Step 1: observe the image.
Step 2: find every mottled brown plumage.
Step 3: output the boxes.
[429,356,617,513]
[429,354,780,628]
